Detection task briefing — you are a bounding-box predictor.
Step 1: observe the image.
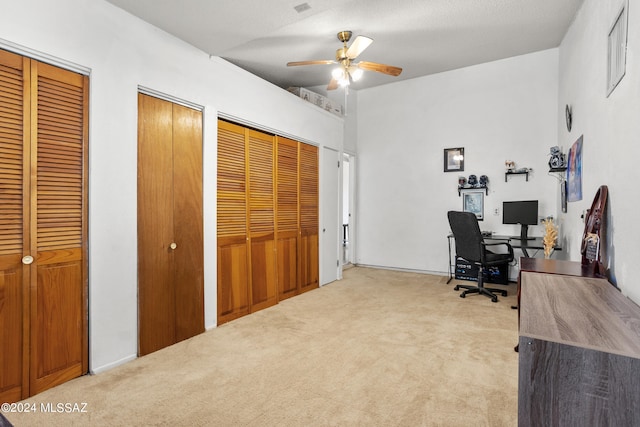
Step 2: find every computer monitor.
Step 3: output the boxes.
[503,200,538,240]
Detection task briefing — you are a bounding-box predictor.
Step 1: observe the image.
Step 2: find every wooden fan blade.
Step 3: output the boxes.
[327,78,339,91]
[357,61,403,76]
[287,60,336,66]
[346,35,373,59]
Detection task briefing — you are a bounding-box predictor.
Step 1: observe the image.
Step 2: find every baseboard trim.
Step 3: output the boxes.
[90,354,137,375]
[352,263,447,277]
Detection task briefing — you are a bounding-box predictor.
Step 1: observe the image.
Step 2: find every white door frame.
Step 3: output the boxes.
[342,152,357,268]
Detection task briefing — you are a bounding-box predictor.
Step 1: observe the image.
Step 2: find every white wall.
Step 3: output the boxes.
[1,0,343,373]
[558,0,640,303]
[355,50,559,274]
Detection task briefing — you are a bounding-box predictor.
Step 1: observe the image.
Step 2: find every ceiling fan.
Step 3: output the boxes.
[287,30,402,90]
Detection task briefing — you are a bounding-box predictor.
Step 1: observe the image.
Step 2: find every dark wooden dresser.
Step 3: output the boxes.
[518,271,640,426]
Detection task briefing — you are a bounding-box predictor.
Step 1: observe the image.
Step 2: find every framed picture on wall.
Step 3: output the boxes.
[444,147,464,172]
[463,190,484,220]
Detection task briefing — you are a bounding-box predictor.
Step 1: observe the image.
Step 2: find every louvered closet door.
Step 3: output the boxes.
[30,61,89,395]
[217,120,250,324]
[247,129,277,312]
[0,49,28,403]
[0,50,88,401]
[275,136,299,300]
[299,143,319,293]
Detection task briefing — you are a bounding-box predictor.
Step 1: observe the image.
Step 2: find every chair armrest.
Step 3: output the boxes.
[481,241,514,262]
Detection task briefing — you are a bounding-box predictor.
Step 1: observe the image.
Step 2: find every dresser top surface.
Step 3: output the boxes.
[520,272,640,358]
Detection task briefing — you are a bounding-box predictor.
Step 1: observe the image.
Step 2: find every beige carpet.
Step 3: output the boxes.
[5,267,519,426]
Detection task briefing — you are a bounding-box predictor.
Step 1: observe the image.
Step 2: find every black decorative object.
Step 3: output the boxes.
[458,173,489,196]
[565,104,572,132]
[548,146,567,170]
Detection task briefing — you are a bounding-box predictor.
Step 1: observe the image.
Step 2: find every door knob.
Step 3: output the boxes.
[22,255,34,265]
[169,242,177,250]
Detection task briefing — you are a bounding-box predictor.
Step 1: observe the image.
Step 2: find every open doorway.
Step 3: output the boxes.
[342,153,355,266]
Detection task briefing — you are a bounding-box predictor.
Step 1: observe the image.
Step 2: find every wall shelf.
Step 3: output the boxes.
[549,167,567,173]
[505,170,529,182]
[458,185,488,196]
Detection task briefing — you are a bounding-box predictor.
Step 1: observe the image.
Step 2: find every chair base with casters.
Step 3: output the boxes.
[454,267,507,303]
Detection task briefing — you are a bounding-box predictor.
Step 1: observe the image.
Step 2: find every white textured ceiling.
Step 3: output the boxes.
[105,0,583,90]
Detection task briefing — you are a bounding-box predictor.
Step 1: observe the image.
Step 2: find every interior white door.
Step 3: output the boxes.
[321,147,340,285]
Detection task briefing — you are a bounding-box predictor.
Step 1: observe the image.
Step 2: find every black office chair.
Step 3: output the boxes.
[447,211,514,302]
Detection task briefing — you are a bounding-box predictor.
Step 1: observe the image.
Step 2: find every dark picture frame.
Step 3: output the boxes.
[463,190,484,220]
[444,147,464,172]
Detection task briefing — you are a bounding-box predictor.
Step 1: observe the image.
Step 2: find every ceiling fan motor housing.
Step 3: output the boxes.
[336,47,349,61]
[337,31,352,43]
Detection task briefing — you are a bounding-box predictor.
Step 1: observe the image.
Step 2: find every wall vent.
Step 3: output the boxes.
[607,3,628,96]
[294,3,311,13]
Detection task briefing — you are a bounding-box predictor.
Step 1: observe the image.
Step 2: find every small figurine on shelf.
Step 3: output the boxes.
[505,160,515,172]
[458,176,467,187]
[467,174,478,187]
[548,146,567,169]
[479,175,488,187]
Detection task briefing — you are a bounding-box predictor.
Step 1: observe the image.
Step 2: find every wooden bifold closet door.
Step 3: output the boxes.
[275,136,299,300]
[217,121,250,324]
[217,120,318,325]
[137,93,204,356]
[0,49,89,403]
[217,121,278,324]
[299,143,319,293]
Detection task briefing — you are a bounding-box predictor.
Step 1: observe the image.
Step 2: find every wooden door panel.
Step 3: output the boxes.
[300,232,319,293]
[247,130,275,235]
[0,49,27,402]
[171,103,204,343]
[217,237,250,324]
[276,137,299,233]
[217,120,249,325]
[30,60,88,394]
[247,129,276,312]
[276,232,298,300]
[299,143,318,293]
[137,94,175,355]
[31,251,83,394]
[217,121,247,238]
[276,137,299,300]
[250,235,277,312]
[0,255,24,402]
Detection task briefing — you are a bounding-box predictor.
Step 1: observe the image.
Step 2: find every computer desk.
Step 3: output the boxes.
[506,236,562,258]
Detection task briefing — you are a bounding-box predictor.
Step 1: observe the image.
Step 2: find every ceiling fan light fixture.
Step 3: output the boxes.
[332,67,351,87]
[349,67,363,81]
